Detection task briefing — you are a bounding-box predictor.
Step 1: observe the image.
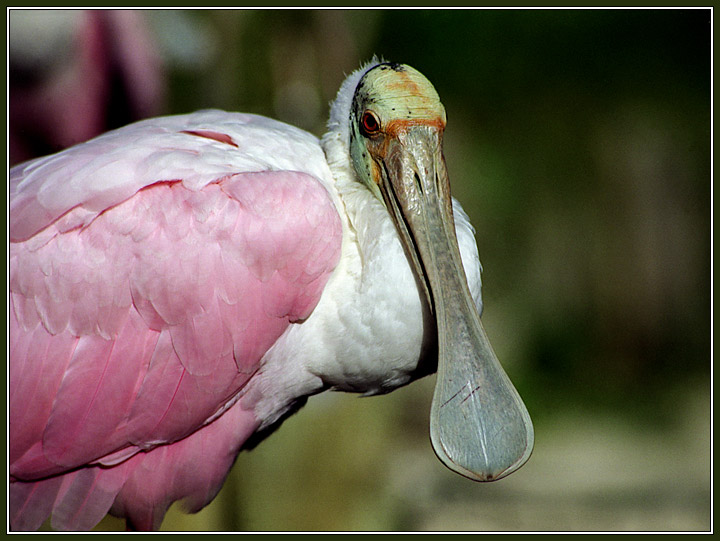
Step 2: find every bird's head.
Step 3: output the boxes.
[331,60,534,483]
[346,62,447,204]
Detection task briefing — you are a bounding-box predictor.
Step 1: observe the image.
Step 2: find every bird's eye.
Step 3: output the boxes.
[360,111,381,137]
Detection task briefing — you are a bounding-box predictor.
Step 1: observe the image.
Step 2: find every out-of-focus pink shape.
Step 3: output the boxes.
[9,10,165,165]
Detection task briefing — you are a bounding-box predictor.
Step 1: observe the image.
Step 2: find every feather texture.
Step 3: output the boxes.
[10,111,342,530]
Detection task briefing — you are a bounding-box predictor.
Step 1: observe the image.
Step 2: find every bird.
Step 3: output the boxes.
[9,59,534,531]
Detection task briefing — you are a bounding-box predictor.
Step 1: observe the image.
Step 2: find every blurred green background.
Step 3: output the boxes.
[9,8,710,532]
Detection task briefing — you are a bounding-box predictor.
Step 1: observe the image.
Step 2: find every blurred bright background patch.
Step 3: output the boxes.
[9,8,710,532]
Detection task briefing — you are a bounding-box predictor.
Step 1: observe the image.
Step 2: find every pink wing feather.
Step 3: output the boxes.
[9,112,342,530]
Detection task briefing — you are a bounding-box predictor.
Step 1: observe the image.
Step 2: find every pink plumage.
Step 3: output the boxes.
[9,111,343,530]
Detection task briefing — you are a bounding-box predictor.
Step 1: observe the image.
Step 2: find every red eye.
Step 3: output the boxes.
[361,111,380,136]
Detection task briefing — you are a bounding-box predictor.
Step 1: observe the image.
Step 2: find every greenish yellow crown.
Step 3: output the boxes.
[355,63,446,125]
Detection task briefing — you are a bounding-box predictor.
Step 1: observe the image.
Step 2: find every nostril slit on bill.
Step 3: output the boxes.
[414,172,423,194]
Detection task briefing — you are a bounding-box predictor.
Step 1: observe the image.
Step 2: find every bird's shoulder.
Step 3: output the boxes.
[10,109,331,242]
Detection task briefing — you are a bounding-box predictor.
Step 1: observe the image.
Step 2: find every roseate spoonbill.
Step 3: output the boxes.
[9,60,534,531]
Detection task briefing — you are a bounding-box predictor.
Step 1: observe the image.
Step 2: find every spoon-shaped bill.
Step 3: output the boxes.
[379,125,534,481]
